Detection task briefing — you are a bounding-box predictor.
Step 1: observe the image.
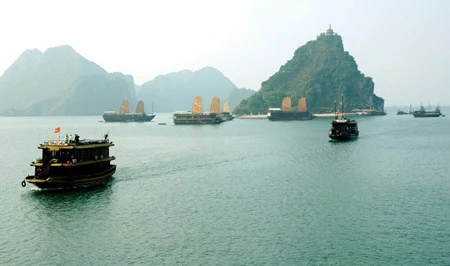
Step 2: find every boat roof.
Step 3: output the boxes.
[174,111,214,115]
[268,108,282,111]
[333,119,357,123]
[40,139,113,150]
[174,111,192,114]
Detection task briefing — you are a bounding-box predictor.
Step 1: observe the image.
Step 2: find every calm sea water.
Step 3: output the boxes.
[1,108,450,265]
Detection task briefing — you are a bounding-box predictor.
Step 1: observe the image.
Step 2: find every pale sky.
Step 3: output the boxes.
[1,0,449,106]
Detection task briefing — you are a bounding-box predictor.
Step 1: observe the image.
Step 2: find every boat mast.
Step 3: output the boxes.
[341,94,344,119]
[334,100,338,120]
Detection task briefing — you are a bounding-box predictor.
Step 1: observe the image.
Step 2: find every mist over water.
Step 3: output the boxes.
[1,109,450,265]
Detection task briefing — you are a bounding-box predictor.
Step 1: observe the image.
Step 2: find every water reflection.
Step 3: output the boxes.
[23,182,114,220]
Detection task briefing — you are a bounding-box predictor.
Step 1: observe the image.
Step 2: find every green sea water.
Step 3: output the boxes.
[1,109,450,265]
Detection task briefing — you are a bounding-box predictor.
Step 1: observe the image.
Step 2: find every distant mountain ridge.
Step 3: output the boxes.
[227,88,256,111]
[0,45,136,116]
[137,67,240,112]
[0,46,252,116]
[234,27,384,114]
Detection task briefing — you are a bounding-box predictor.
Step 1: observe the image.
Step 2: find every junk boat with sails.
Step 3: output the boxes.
[329,95,359,141]
[267,97,314,121]
[173,96,224,125]
[218,101,234,121]
[103,100,155,122]
[21,132,116,190]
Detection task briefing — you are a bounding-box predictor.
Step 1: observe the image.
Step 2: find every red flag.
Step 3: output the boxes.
[54,127,61,134]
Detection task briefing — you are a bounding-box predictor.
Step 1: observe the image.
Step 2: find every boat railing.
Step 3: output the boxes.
[44,139,111,146]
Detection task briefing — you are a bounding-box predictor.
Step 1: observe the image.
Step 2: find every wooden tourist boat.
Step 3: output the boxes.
[267,97,314,121]
[329,95,359,141]
[412,104,442,118]
[103,100,155,122]
[22,133,116,190]
[173,96,224,125]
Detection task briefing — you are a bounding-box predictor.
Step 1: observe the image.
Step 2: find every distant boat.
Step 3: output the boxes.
[173,96,224,125]
[352,107,387,116]
[329,95,359,141]
[397,105,412,115]
[413,104,442,118]
[218,101,234,121]
[103,100,155,122]
[267,97,314,121]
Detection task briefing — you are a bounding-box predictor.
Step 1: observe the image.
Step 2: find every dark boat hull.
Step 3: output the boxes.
[413,112,441,118]
[103,113,155,122]
[173,113,224,125]
[329,133,359,141]
[24,165,116,190]
[396,111,410,115]
[267,111,314,121]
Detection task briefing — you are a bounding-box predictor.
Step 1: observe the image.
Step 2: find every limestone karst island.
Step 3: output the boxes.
[234,26,384,116]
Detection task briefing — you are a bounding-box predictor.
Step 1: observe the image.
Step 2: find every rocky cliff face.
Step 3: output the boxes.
[234,28,384,114]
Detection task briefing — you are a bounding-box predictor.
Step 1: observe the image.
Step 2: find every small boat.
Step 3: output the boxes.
[103,100,155,122]
[158,122,166,125]
[218,101,234,121]
[22,133,116,190]
[412,104,442,118]
[352,107,387,116]
[267,97,314,121]
[397,104,412,115]
[173,96,224,125]
[329,95,359,141]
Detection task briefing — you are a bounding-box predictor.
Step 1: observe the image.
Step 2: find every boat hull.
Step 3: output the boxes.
[412,112,441,118]
[267,111,314,121]
[24,165,116,190]
[103,113,155,122]
[173,113,224,125]
[329,133,359,141]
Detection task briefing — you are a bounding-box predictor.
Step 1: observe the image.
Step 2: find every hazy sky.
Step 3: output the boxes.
[1,0,449,106]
